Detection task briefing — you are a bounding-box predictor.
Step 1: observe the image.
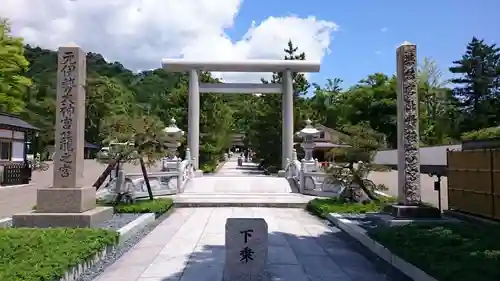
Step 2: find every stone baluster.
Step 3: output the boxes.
[299,159,306,193]
[176,159,183,193]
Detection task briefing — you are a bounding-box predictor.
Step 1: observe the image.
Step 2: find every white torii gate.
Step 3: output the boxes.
[161,59,321,170]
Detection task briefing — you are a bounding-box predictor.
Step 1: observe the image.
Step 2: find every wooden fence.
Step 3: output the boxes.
[1,162,31,186]
[447,149,500,220]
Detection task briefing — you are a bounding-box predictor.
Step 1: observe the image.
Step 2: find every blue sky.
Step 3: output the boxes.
[227,0,499,88]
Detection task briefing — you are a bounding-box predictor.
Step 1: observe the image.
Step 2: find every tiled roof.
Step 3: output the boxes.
[85,142,100,149]
[0,113,39,131]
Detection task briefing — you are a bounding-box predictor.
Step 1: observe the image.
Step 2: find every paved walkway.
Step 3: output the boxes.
[0,160,162,218]
[94,207,391,281]
[214,158,265,177]
[184,159,291,193]
[173,159,311,206]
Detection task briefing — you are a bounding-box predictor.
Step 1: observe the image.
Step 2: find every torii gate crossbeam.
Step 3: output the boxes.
[161,59,321,170]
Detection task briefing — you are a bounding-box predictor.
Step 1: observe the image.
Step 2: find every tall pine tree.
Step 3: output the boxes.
[246,40,310,169]
[449,37,500,131]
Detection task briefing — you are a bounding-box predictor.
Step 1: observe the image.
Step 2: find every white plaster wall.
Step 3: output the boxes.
[0,129,12,138]
[373,144,462,166]
[13,131,25,140]
[11,141,24,161]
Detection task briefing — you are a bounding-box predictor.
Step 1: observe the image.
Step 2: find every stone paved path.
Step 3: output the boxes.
[214,158,265,177]
[173,159,311,206]
[184,159,291,193]
[94,207,392,281]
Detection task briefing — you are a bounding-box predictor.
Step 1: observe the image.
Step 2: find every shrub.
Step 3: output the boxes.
[200,163,217,173]
[370,223,500,281]
[105,198,173,216]
[461,127,500,141]
[306,197,393,218]
[0,228,117,281]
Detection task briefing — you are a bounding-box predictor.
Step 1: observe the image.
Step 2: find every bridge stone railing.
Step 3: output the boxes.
[97,148,195,201]
[284,149,346,197]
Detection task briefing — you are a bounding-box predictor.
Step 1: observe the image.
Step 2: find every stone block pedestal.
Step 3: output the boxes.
[12,186,113,228]
[383,204,441,219]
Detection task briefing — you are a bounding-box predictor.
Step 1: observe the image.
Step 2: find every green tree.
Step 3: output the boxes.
[309,78,343,127]
[85,75,136,145]
[98,114,169,200]
[449,37,500,131]
[418,57,460,144]
[334,73,397,148]
[0,20,32,113]
[327,123,386,201]
[246,40,311,169]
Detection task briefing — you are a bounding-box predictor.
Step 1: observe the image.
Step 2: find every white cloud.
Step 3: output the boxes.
[0,0,338,82]
[380,27,388,33]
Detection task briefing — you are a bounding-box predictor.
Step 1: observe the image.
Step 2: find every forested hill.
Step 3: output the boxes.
[18,41,321,170]
[4,35,500,171]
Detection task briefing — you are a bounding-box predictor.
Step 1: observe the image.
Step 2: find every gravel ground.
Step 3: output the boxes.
[76,210,172,281]
[1,213,142,230]
[340,213,381,230]
[95,213,142,230]
[1,211,165,281]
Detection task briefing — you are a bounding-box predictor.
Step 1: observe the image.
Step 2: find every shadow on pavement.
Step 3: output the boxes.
[154,224,411,281]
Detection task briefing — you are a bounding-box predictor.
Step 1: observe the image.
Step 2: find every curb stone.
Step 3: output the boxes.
[326,213,439,281]
[117,213,156,245]
[58,212,158,281]
[0,217,12,228]
[0,211,163,281]
[59,245,115,281]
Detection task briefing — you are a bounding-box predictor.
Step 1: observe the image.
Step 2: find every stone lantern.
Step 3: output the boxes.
[162,118,184,171]
[163,118,184,155]
[296,119,320,171]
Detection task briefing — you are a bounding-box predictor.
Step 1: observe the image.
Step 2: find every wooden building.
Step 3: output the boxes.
[294,124,350,162]
[0,113,39,185]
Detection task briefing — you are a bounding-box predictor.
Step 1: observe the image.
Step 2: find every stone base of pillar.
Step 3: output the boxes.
[383,204,441,219]
[12,186,113,228]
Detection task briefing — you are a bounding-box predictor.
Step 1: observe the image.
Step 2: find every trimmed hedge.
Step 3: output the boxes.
[0,228,118,281]
[370,223,500,281]
[306,197,394,218]
[99,198,173,216]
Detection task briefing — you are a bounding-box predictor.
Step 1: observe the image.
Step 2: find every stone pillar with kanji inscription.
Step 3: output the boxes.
[382,42,441,219]
[53,44,86,189]
[12,44,112,228]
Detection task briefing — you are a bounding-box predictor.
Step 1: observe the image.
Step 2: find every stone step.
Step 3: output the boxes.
[170,192,310,208]
[178,192,298,196]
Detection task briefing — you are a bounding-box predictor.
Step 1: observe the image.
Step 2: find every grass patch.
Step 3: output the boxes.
[306,197,394,218]
[370,223,500,281]
[0,228,118,281]
[98,198,173,217]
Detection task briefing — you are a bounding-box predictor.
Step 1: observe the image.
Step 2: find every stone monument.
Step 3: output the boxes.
[224,218,269,281]
[12,44,113,227]
[383,42,440,218]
